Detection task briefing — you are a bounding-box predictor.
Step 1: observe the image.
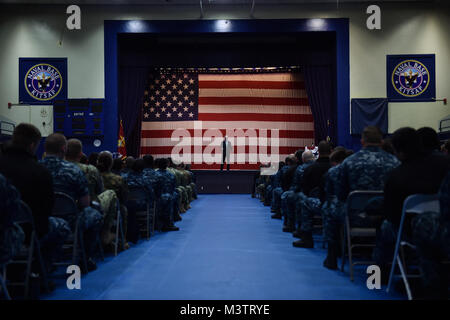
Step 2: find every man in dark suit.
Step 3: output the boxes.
[221,136,231,171]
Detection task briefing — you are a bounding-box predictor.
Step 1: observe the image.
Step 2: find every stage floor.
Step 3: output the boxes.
[192,170,258,194]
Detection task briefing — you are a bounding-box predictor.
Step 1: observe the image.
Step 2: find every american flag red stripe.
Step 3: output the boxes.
[140,72,315,170]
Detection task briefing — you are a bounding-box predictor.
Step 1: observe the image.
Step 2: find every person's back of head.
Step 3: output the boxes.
[132,158,145,173]
[285,154,296,166]
[112,158,123,172]
[80,153,88,164]
[391,127,423,162]
[381,137,395,155]
[318,140,331,157]
[97,151,113,173]
[168,157,175,168]
[11,123,42,154]
[125,156,135,170]
[88,152,99,166]
[417,127,440,154]
[330,148,349,166]
[302,150,314,163]
[158,158,169,170]
[66,138,83,162]
[44,133,67,158]
[361,126,383,147]
[278,161,285,171]
[295,150,303,165]
[142,154,154,169]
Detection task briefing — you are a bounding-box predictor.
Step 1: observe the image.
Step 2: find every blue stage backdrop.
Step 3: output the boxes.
[19,58,67,105]
[386,54,435,102]
[351,98,388,135]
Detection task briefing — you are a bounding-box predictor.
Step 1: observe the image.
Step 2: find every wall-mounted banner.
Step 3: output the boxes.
[386,54,435,102]
[19,58,67,104]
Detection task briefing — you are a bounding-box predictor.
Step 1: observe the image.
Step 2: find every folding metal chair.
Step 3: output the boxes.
[4,201,48,299]
[0,264,11,300]
[127,187,154,241]
[112,198,125,256]
[386,193,440,300]
[341,190,384,281]
[51,192,88,274]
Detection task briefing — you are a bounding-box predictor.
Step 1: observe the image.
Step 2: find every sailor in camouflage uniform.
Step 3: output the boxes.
[411,170,450,298]
[97,151,129,248]
[41,134,103,269]
[185,164,197,200]
[282,151,314,233]
[334,127,400,270]
[0,173,25,265]
[155,158,179,231]
[66,139,119,247]
[271,158,294,217]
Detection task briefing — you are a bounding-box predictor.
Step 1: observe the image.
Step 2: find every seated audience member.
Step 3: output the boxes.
[41,133,103,271]
[321,148,351,269]
[374,127,449,276]
[280,156,301,231]
[167,158,186,216]
[186,164,197,200]
[381,137,395,155]
[65,139,120,247]
[284,151,315,236]
[111,158,124,175]
[79,153,88,165]
[271,155,296,218]
[97,151,129,248]
[336,125,400,205]
[411,170,450,299]
[293,141,332,248]
[125,158,154,242]
[121,156,135,179]
[178,162,195,204]
[418,127,446,157]
[88,152,99,167]
[336,126,400,277]
[0,173,25,265]
[0,124,70,270]
[154,158,179,231]
[264,162,285,208]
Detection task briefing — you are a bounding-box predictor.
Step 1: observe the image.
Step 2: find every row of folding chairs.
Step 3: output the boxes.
[1,187,156,300]
[340,190,446,300]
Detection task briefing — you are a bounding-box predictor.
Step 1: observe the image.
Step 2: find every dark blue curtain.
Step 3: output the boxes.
[118,66,150,157]
[303,65,337,145]
[350,98,388,135]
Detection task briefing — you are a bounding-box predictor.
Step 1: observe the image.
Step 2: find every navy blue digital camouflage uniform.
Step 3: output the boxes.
[0,174,25,264]
[336,146,400,224]
[333,146,400,264]
[41,156,103,258]
[321,165,345,241]
[154,169,176,228]
[126,171,154,209]
[271,165,291,212]
[282,160,314,228]
[411,170,450,292]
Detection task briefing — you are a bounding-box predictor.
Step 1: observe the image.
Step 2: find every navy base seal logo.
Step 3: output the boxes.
[25,63,63,101]
[392,59,429,97]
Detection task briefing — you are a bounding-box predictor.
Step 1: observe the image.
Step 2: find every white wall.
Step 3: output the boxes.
[0,3,449,133]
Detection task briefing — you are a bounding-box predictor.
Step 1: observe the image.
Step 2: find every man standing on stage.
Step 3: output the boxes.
[221,136,232,171]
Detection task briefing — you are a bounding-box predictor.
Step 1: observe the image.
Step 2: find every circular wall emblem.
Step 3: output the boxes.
[25,63,63,101]
[391,59,429,97]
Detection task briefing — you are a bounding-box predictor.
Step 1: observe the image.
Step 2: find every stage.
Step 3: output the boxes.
[193,170,259,194]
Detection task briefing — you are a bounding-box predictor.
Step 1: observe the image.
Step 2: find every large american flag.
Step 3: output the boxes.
[140,70,315,170]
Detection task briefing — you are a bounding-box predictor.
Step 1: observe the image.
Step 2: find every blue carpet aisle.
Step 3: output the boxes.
[43,194,403,300]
